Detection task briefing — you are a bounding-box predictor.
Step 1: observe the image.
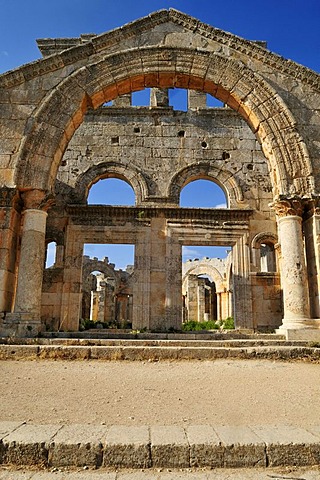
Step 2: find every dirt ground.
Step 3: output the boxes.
[1,359,319,427]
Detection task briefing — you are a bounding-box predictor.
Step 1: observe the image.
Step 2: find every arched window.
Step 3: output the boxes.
[251,233,278,273]
[180,179,227,208]
[87,178,135,206]
[45,241,56,268]
[260,242,276,273]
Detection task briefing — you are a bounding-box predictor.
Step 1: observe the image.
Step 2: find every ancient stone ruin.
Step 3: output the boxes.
[0,9,319,339]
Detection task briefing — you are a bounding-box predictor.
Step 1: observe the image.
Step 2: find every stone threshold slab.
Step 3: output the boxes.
[0,422,319,470]
[0,344,320,362]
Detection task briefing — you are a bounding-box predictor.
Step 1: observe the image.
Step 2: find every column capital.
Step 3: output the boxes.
[270,196,304,218]
[20,189,55,211]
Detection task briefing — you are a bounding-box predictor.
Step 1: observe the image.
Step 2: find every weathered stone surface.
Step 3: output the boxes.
[251,425,320,467]
[186,425,223,468]
[214,425,266,468]
[150,425,189,468]
[48,424,107,467]
[103,426,150,468]
[2,424,60,466]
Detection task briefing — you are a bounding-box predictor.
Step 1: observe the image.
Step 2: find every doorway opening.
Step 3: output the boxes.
[182,245,233,326]
[82,244,134,328]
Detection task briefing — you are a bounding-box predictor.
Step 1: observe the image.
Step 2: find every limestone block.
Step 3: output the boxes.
[251,425,320,467]
[150,425,189,468]
[214,425,266,468]
[103,425,150,468]
[186,425,223,467]
[0,345,39,360]
[3,424,60,466]
[48,424,108,467]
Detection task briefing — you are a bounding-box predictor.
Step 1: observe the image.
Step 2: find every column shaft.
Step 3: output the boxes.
[15,209,47,314]
[278,215,310,327]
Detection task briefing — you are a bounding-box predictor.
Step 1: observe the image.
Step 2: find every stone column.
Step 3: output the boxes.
[216,292,221,321]
[273,197,314,330]
[197,280,206,322]
[5,190,49,336]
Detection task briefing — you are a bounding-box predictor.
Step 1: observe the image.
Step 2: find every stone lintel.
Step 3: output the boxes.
[66,205,253,223]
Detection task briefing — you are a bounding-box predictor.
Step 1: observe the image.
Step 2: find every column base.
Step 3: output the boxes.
[276,319,320,341]
[0,312,43,338]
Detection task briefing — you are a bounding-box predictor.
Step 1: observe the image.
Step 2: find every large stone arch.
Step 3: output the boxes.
[168,163,244,208]
[15,46,313,198]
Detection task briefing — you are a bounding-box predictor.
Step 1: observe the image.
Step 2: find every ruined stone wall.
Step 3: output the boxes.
[58,104,272,212]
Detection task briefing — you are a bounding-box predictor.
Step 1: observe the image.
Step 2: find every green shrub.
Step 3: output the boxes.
[222,317,235,329]
[182,320,219,331]
[182,317,234,331]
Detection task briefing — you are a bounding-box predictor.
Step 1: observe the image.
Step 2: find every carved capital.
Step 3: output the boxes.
[21,189,55,212]
[271,196,304,218]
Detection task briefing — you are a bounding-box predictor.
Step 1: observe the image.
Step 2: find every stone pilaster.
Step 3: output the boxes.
[303,196,320,319]
[60,225,83,331]
[4,190,50,337]
[0,187,21,315]
[272,197,317,332]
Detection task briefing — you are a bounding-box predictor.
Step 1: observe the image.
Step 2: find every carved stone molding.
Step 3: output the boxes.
[271,196,304,218]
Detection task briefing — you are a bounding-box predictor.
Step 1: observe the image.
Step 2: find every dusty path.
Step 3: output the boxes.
[1,359,319,427]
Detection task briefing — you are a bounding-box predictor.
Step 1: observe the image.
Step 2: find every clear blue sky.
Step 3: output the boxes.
[1,0,319,269]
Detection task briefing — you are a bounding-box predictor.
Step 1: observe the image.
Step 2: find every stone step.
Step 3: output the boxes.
[41,330,287,341]
[0,336,307,347]
[0,336,304,348]
[1,422,320,470]
[0,343,319,361]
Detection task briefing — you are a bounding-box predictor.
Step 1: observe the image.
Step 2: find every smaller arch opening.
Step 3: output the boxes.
[260,242,277,273]
[87,178,135,206]
[180,179,228,208]
[45,241,56,268]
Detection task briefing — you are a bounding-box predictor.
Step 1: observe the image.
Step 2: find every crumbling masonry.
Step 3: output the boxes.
[0,9,319,339]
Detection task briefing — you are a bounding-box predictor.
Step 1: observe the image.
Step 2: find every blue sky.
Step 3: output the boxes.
[1,0,319,269]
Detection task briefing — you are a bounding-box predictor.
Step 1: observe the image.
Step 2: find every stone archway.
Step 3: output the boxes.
[1,9,319,339]
[15,47,313,198]
[182,259,228,322]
